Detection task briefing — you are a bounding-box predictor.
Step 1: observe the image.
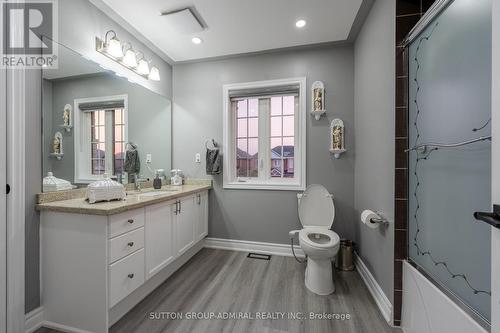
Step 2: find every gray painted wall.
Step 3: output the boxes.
[172,45,355,245]
[25,0,173,313]
[353,0,395,301]
[44,74,171,183]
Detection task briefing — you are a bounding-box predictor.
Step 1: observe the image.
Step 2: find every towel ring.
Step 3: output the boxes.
[205,139,219,150]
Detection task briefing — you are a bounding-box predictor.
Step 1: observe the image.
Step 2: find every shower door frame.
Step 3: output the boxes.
[490,1,500,332]
[403,0,495,329]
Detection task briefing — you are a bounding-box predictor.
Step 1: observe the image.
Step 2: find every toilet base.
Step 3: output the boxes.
[305,257,335,295]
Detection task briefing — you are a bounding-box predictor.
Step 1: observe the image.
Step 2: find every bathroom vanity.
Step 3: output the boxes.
[36,184,210,333]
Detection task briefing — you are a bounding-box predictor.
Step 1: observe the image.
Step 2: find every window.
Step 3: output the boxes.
[223,78,306,190]
[74,95,128,183]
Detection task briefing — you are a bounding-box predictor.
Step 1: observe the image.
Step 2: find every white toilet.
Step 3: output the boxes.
[291,184,340,295]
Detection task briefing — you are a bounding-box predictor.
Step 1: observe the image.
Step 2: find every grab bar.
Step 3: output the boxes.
[405,136,491,153]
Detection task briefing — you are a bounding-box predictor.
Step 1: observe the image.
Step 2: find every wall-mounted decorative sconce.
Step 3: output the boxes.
[59,104,72,132]
[330,118,346,159]
[311,81,326,120]
[96,30,161,81]
[49,131,64,160]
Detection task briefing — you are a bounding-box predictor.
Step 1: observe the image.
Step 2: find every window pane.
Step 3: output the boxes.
[237,119,247,138]
[248,159,259,177]
[115,109,123,124]
[115,125,123,142]
[248,99,258,117]
[283,116,294,136]
[271,97,282,116]
[270,116,282,137]
[271,159,282,178]
[271,137,282,156]
[248,138,258,157]
[237,100,247,118]
[284,158,294,178]
[283,136,294,147]
[237,139,248,157]
[283,96,295,115]
[248,117,258,137]
[92,159,105,175]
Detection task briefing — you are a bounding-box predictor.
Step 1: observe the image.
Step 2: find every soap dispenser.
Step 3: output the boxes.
[170,169,183,186]
[153,171,162,189]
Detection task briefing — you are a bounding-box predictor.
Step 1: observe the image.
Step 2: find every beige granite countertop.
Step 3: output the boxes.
[36,184,211,216]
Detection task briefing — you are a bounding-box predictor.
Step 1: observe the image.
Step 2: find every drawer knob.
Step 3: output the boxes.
[127,242,134,247]
[127,219,134,224]
[128,273,134,279]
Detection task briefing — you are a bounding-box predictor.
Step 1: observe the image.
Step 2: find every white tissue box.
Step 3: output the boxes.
[86,177,126,204]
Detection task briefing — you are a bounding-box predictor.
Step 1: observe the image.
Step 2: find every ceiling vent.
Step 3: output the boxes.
[160,7,205,35]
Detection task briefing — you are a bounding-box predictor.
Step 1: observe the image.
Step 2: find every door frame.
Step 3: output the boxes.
[4,3,27,331]
[0,67,7,333]
[491,1,500,332]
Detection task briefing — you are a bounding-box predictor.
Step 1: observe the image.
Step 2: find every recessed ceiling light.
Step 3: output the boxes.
[295,19,306,28]
[192,37,203,44]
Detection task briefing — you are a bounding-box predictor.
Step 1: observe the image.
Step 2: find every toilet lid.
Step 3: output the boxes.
[298,184,335,228]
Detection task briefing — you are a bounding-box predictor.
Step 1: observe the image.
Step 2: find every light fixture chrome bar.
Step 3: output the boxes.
[95,37,149,79]
[402,0,454,47]
[405,135,492,153]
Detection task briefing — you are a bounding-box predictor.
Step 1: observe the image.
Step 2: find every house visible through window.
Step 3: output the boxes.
[224,78,306,191]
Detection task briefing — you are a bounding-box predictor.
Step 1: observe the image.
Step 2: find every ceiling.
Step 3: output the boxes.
[97,0,364,63]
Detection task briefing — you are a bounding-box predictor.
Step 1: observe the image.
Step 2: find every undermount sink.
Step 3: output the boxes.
[137,190,178,198]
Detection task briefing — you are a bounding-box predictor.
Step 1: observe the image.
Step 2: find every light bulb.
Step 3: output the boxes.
[122,49,138,68]
[106,37,124,58]
[148,66,160,81]
[295,19,306,28]
[137,59,150,75]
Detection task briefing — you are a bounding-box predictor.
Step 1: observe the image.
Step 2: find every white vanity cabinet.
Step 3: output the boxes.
[145,200,175,279]
[40,189,209,333]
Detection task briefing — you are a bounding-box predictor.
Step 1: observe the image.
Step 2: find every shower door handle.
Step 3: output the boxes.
[474,205,500,229]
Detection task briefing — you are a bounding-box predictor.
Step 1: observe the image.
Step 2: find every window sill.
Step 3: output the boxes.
[223,181,305,191]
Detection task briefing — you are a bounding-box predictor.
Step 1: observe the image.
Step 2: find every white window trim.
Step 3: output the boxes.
[74,94,128,184]
[222,77,307,191]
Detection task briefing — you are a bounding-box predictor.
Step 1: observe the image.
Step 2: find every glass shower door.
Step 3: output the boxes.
[408,0,492,323]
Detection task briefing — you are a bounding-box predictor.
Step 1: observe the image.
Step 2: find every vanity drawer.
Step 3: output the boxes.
[109,227,144,264]
[109,208,145,238]
[109,248,145,308]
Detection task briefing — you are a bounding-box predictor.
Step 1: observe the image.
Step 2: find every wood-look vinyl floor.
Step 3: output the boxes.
[36,248,401,333]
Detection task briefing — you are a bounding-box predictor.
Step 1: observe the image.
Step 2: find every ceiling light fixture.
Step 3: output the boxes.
[192,37,203,44]
[96,30,160,81]
[295,19,307,28]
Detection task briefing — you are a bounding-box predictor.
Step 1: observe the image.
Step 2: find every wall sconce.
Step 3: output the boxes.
[96,30,161,81]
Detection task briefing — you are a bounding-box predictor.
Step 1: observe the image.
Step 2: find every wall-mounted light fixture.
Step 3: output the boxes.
[96,30,161,81]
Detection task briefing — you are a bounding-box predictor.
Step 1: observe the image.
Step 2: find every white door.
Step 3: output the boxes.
[491,2,500,332]
[0,67,7,333]
[145,202,175,279]
[176,196,196,256]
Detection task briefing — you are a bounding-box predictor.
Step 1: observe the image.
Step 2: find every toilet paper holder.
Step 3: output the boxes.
[370,211,389,226]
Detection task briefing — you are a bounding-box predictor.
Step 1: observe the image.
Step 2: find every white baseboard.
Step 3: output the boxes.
[25,307,44,333]
[204,237,305,258]
[354,253,392,324]
[43,320,94,333]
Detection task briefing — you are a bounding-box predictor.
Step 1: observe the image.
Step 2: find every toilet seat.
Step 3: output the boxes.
[299,228,340,249]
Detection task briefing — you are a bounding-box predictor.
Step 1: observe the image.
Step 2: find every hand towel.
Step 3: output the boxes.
[206,148,222,175]
[125,149,140,182]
